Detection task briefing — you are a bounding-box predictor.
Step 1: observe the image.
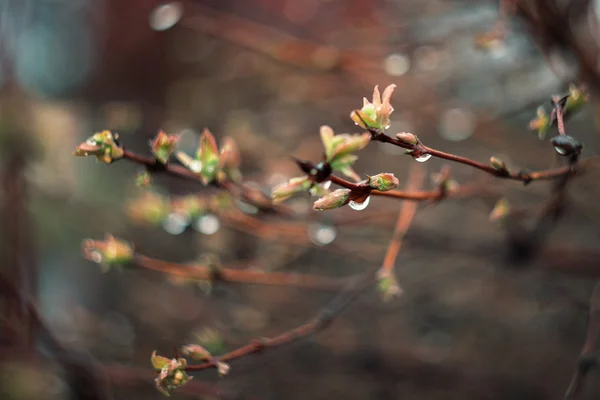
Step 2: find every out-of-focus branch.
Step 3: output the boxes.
[186,264,378,373]
[564,281,600,399]
[122,149,282,214]
[378,165,425,290]
[131,253,350,292]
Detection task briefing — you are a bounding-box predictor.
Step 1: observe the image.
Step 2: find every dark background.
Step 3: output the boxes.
[1,0,600,399]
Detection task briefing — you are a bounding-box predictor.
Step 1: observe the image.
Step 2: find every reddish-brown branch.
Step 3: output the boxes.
[564,281,600,399]
[380,166,425,276]
[132,253,349,291]
[122,149,281,213]
[368,131,599,183]
[186,266,377,372]
[329,174,489,202]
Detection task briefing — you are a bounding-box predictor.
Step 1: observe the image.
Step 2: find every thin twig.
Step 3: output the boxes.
[122,149,282,214]
[131,253,350,292]
[329,174,488,202]
[380,165,425,278]
[564,281,600,399]
[186,264,379,372]
[368,130,599,183]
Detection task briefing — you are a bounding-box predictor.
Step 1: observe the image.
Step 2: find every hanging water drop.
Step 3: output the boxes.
[348,196,370,211]
[149,2,183,31]
[554,146,567,155]
[414,153,432,163]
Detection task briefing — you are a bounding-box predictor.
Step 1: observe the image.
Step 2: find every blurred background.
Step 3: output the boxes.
[2,0,600,399]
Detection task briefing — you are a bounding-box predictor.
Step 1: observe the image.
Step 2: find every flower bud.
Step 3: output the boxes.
[528,107,550,140]
[490,157,507,173]
[565,84,588,114]
[395,132,418,146]
[325,130,370,165]
[197,129,219,184]
[151,351,171,370]
[180,344,212,361]
[313,189,351,211]
[489,198,511,223]
[350,84,396,130]
[82,235,133,270]
[74,130,124,164]
[368,173,399,191]
[271,176,311,204]
[377,271,402,302]
[218,136,241,182]
[150,130,178,164]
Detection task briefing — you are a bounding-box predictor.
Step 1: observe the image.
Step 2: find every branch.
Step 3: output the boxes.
[122,149,282,214]
[329,174,487,202]
[185,264,379,372]
[131,253,350,292]
[564,281,600,399]
[368,130,597,184]
[379,165,425,286]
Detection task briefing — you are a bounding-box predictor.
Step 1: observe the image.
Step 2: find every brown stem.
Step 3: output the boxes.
[369,130,598,183]
[380,166,425,278]
[564,281,600,399]
[132,253,349,291]
[186,265,378,372]
[329,174,488,202]
[122,150,282,213]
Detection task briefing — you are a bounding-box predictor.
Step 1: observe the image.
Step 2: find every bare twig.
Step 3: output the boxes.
[379,165,425,281]
[368,129,597,184]
[186,264,379,372]
[122,150,282,214]
[131,253,350,291]
[564,281,600,399]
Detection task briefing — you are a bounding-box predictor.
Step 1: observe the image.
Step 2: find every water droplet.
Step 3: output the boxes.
[554,146,567,155]
[189,160,202,174]
[348,196,370,211]
[149,2,183,31]
[162,212,189,235]
[194,214,220,235]
[308,223,337,246]
[414,153,432,163]
[90,251,103,264]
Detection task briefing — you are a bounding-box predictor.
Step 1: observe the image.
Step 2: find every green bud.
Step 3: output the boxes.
[81,235,133,271]
[180,344,212,361]
[368,173,399,191]
[565,84,588,114]
[377,273,402,302]
[271,176,311,204]
[218,136,242,183]
[313,189,351,211]
[490,156,507,172]
[150,130,178,164]
[321,125,370,166]
[395,132,418,146]
[528,107,550,140]
[151,351,171,370]
[489,198,511,223]
[73,130,124,164]
[350,84,396,130]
